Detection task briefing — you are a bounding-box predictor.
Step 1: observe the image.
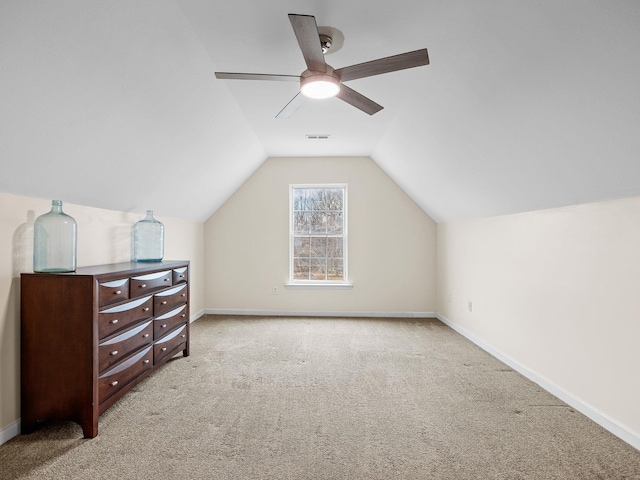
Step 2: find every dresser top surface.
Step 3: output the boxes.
[22,260,189,279]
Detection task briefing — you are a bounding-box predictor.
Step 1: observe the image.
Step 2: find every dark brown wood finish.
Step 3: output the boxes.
[98,278,129,307]
[154,304,188,340]
[173,266,188,285]
[98,320,153,372]
[98,295,154,338]
[21,260,190,438]
[130,269,173,294]
[154,283,188,316]
[98,346,154,402]
[154,324,188,364]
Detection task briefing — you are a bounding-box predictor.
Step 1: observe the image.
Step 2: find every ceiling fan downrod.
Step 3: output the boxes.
[319,34,332,54]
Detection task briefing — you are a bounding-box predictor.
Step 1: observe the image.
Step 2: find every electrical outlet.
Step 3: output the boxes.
[468,301,473,312]
[272,286,279,295]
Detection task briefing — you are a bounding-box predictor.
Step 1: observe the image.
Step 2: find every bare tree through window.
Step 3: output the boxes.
[291,185,347,282]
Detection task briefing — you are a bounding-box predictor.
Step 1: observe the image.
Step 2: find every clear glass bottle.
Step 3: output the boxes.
[132,210,164,262]
[33,200,77,273]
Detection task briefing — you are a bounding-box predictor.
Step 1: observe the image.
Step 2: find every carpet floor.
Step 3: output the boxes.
[1,315,639,479]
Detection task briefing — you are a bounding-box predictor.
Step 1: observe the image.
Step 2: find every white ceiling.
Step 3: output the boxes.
[1,1,639,223]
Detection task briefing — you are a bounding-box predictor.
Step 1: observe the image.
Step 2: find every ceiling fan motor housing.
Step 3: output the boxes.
[300,67,341,99]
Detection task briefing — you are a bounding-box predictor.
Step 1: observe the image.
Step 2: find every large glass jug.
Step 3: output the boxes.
[33,200,77,272]
[132,210,164,262]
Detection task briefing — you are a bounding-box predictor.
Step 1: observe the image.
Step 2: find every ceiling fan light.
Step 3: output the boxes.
[300,74,340,99]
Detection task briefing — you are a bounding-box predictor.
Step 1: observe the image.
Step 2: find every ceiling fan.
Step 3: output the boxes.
[215,13,429,118]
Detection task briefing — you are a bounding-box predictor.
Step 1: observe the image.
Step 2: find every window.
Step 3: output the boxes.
[289,184,348,284]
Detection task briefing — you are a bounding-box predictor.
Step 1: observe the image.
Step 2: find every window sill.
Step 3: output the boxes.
[284,282,353,290]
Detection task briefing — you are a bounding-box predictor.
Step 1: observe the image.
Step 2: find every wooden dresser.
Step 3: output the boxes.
[20,260,190,438]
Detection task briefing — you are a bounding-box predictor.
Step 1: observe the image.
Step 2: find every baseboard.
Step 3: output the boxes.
[436,313,640,451]
[205,308,436,318]
[190,309,205,323]
[0,419,20,446]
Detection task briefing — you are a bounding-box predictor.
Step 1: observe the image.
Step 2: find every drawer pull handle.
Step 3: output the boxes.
[110,381,119,387]
[164,278,169,282]
[110,350,118,356]
[161,324,167,328]
[161,347,167,352]
[181,314,186,318]
[143,307,150,312]
[143,359,150,364]
[140,284,146,288]
[161,301,167,305]
[143,333,149,338]
[181,294,186,297]
[115,290,122,295]
[110,319,119,325]
[179,275,184,278]
[181,334,186,338]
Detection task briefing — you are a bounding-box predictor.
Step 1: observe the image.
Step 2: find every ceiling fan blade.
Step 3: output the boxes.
[215,72,300,82]
[276,92,306,118]
[288,14,326,72]
[335,48,429,82]
[336,84,383,115]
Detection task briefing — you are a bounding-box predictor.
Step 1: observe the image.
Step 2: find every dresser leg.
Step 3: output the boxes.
[81,418,98,439]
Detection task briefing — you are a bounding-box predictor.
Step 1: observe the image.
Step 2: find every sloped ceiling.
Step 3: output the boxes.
[1,1,639,223]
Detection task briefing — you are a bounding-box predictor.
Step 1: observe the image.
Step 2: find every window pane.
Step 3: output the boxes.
[308,189,325,210]
[309,237,326,257]
[327,237,343,258]
[293,189,307,211]
[327,259,344,281]
[310,259,327,280]
[325,188,343,210]
[310,212,327,234]
[326,212,343,234]
[293,237,310,257]
[294,212,310,234]
[293,258,310,280]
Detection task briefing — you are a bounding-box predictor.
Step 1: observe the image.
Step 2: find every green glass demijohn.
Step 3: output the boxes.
[132,210,164,262]
[33,200,77,273]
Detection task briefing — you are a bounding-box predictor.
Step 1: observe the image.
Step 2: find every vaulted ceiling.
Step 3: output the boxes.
[1,1,639,223]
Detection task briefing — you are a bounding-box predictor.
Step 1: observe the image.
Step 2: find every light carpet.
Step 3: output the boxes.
[1,315,639,479]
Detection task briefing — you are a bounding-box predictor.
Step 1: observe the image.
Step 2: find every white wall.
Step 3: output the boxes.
[6,176,638,450]
[0,192,204,443]
[437,196,640,445]
[204,156,438,315]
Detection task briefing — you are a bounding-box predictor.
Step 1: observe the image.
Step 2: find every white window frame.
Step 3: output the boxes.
[286,184,352,289]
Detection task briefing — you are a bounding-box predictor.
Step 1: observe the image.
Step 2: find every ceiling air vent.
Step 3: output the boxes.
[305,134,331,140]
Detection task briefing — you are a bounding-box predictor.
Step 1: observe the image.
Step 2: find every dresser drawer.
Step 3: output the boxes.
[154,284,188,316]
[130,270,172,296]
[154,305,188,340]
[172,267,188,284]
[99,321,153,373]
[154,324,187,364]
[99,346,153,402]
[99,296,153,339]
[98,278,129,307]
